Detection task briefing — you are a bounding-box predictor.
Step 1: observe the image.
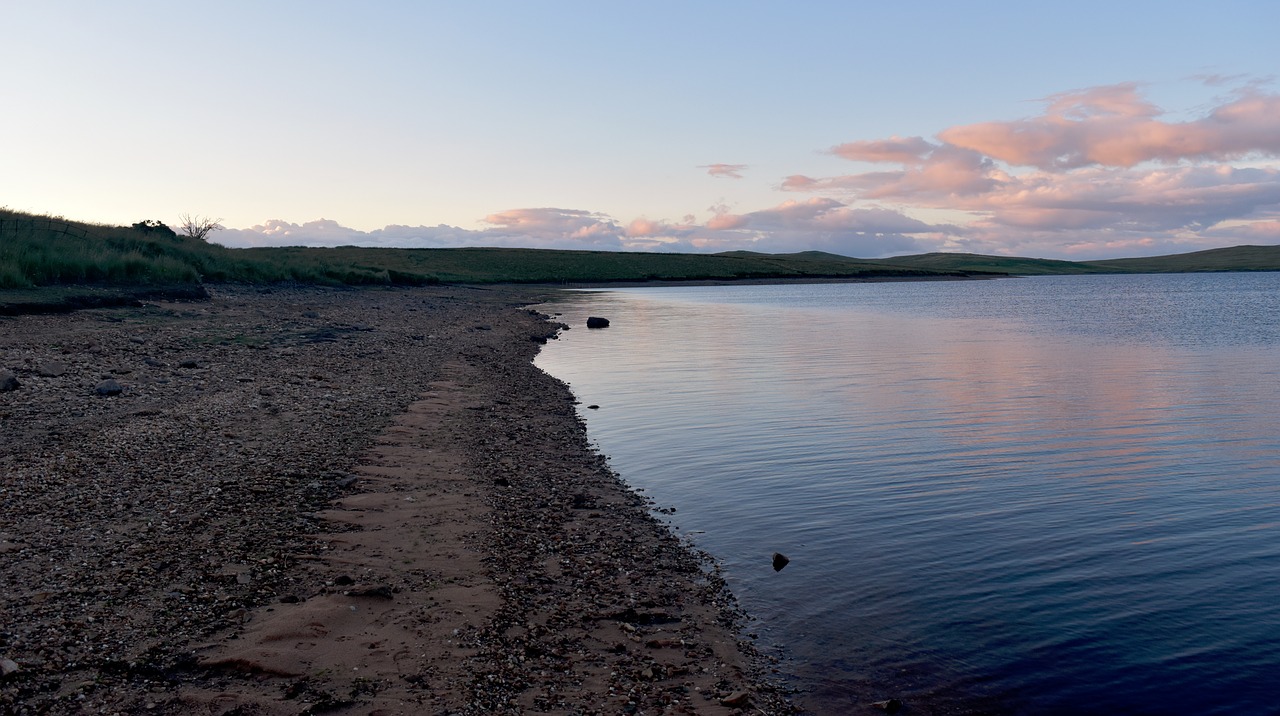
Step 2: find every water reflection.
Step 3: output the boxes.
[535,275,1280,714]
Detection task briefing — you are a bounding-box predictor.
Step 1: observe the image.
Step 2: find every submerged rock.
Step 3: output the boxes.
[586,316,610,328]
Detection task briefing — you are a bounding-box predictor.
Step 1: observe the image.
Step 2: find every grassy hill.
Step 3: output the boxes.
[3,209,1279,299]
[0,210,968,291]
[1082,245,1280,272]
[861,252,1125,276]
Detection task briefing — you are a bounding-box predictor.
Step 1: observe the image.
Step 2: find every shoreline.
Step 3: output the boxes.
[0,285,797,714]
[0,274,1004,317]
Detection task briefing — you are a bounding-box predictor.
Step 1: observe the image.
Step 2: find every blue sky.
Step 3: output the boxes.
[3,1,1278,259]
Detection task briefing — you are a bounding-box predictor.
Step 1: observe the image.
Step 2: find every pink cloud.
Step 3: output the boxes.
[778,82,1280,257]
[215,80,1280,262]
[830,136,935,163]
[700,163,748,179]
[939,84,1280,170]
[786,146,1002,200]
[706,211,747,230]
[624,217,698,238]
[482,207,620,239]
[1204,219,1280,242]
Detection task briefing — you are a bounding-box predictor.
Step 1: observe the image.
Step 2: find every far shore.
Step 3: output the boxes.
[546,273,1004,289]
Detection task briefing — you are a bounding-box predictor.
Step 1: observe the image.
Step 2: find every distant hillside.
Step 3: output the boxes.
[0,209,965,292]
[1083,245,1280,272]
[3,209,1277,297]
[862,252,1123,276]
[856,247,1280,275]
[244,245,964,284]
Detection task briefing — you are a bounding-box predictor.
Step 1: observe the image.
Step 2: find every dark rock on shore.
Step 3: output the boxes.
[36,362,66,377]
[0,370,19,392]
[94,378,123,396]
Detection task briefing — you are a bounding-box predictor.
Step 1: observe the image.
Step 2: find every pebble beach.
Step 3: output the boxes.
[0,286,796,715]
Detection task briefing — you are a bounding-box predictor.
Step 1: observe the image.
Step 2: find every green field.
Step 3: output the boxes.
[3,209,1279,305]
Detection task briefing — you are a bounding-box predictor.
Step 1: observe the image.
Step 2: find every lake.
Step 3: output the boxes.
[533,273,1280,715]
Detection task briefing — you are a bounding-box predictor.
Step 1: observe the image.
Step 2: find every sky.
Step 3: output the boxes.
[3,1,1279,260]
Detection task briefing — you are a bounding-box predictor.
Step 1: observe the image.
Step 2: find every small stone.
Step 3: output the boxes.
[334,575,355,586]
[129,336,146,344]
[719,691,750,708]
[772,552,790,572]
[178,360,199,369]
[872,699,903,713]
[586,316,610,328]
[586,404,600,410]
[95,379,123,396]
[36,362,66,377]
[0,658,19,675]
[0,371,19,392]
[336,475,358,488]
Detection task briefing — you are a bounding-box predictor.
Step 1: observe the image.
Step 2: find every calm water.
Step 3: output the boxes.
[534,274,1280,715]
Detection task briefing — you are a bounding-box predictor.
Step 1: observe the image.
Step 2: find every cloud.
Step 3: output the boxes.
[215,219,463,248]
[213,82,1280,262]
[830,136,934,164]
[215,210,629,251]
[939,84,1280,170]
[1203,218,1280,242]
[780,82,1280,258]
[700,163,748,179]
[214,198,957,259]
[689,198,950,256]
[480,207,624,246]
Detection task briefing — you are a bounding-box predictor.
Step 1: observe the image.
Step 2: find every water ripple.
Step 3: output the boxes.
[536,274,1280,714]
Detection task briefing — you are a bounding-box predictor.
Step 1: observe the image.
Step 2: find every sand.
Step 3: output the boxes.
[0,285,796,715]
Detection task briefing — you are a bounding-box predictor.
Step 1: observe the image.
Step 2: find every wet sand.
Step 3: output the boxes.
[0,285,796,714]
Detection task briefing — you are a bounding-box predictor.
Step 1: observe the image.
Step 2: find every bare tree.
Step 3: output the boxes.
[178,214,224,242]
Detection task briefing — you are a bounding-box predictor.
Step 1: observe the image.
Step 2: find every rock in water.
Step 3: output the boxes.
[772,552,790,572]
[95,379,123,396]
[0,370,19,392]
[586,316,610,328]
